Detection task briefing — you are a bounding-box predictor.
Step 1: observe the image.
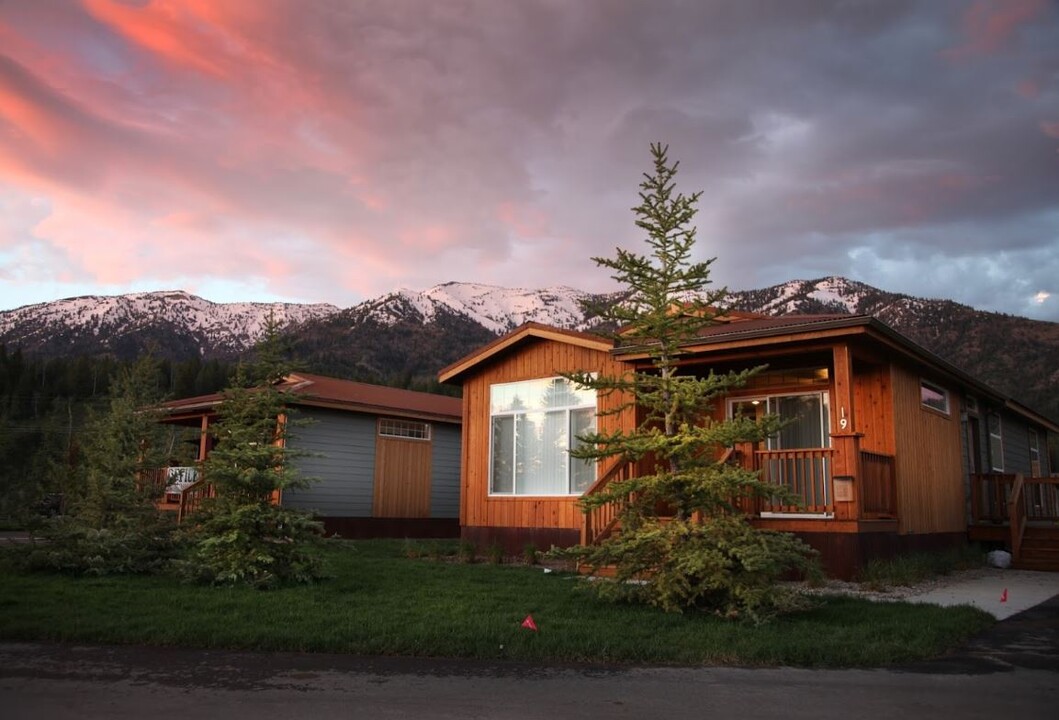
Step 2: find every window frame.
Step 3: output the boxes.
[487,376,597,497]
[988,413,1004,472]
[378,418,431,441]
[919,379,951,416]
[1029,428,1041,476]
[727,390,832,450]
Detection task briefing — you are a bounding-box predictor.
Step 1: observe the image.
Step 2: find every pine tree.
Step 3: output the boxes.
[179,316,325,588]
[21,355,179,575]
[566,143,816,621]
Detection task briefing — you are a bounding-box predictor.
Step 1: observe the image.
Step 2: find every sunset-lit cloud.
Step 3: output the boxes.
[0,0,1056,321]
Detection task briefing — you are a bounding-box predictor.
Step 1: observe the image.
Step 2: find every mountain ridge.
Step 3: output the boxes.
[2,276,1056,420]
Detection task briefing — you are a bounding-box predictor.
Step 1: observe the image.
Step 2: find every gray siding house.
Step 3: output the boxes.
[160,373,463,538]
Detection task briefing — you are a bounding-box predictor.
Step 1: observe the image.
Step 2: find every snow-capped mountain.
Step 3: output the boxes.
[1,277,1057,422]
[359,282,595,334]
[0,290,339,358]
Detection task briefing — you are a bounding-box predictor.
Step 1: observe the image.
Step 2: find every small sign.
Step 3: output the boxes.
[833,476,854,502]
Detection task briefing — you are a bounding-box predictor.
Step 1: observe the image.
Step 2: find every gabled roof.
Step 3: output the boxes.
[161,372,462,424]
[440,314,1058,430]
[438,322,612,384]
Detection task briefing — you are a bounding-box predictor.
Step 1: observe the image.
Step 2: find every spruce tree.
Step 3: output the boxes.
[21,355,179,575]
[566,143,816,621]
[179,316,325,588]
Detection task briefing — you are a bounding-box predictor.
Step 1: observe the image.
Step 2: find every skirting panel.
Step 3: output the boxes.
[792,530,967,579]
[461,526,580,555]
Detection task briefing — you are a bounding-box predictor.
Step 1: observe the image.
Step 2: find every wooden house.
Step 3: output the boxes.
[154,373,463,538]
[439,316,1059,577]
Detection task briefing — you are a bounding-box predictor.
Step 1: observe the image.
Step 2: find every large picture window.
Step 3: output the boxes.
[489,377,596,496]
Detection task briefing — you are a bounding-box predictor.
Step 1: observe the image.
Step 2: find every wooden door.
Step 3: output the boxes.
[373,436,432,518]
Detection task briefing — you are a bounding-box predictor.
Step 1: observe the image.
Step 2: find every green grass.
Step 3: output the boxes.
[856,545,986,591]
[0,539,993,668]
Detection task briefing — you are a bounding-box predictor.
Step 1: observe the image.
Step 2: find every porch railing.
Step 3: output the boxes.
[754,448,835,514]
[140,466,200,500]
[860,451,896,518]
[971,473,1059,525]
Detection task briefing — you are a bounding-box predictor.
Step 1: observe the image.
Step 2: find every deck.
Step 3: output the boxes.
[969,473,1059,571]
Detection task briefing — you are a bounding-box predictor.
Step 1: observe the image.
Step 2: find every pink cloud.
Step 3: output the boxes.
[496,201,550,237]
[943,0,1048,61]
[82,0,231,78]
[1040,121,1059,138]
[1015,78,1040,98]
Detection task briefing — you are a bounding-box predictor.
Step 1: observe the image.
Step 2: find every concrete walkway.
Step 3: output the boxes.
[901,567,1059,620]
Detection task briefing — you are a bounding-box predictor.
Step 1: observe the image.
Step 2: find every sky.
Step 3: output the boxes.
[0,1,1057,320]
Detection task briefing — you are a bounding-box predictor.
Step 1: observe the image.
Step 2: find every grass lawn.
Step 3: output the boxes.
[0,539,994,668]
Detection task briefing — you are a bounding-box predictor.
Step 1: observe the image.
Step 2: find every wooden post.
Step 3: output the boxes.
[198,414,209,462]
[831,344,863,520]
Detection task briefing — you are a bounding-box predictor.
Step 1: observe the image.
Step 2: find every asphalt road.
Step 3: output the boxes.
[2,596,1057,720]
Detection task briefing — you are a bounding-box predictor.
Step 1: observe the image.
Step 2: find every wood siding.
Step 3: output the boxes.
[285,409,377,517]
[852,363,895,455]
[460,338,633,532]
[890,366,965,534]
[373,433,432,518]
[430,423,461,519]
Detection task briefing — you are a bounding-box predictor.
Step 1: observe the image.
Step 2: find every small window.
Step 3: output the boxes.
[379,418,431,440]
[988,413,1003,471]
[920,379,950,415]
[1029,429,1041,477]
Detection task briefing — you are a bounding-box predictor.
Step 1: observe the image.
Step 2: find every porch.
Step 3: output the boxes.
[582,441,897,546]
[969,473,1059,570]
[141,466,214,522]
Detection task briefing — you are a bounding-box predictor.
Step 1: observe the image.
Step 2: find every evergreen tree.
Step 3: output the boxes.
[565,143,816,621]
[179,316,324,588]
[20,355,179,575]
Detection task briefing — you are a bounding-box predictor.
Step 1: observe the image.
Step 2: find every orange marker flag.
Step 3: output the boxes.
[521,614,538,631]
[1000,588,1008,603]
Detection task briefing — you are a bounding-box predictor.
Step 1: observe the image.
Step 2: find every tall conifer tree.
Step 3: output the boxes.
[567,144,816,620]
[180,315,325,588]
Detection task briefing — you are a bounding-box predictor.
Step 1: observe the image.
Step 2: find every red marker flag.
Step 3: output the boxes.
[521,614,538,631]
[1000,588,1008,603]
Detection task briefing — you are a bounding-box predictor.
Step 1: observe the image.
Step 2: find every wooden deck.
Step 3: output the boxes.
[969,473,1059,571]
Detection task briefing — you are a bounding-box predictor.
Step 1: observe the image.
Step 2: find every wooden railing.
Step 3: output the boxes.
[970,473,1017,523]
[178,478,215,522]
[1008,473,1026,565]
[860,451,896,518]
[1023,476,1059,522]
[580,458,636,546]
[971,473,1059,525]
[754,448,835,514]
[139,467,169,496]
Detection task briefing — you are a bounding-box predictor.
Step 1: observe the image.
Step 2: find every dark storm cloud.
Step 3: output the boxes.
[0,0,1055,319]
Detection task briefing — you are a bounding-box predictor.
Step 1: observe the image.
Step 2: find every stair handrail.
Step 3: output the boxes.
[178,477,214,522]
[1008,472,1026,565]
[580,457,636,545]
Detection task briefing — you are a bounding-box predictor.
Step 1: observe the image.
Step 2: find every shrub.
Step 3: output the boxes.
[177,503,324,589]
[18,515,181,576]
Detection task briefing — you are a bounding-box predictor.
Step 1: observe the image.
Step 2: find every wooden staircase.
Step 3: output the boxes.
[1015,527,1059,571]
